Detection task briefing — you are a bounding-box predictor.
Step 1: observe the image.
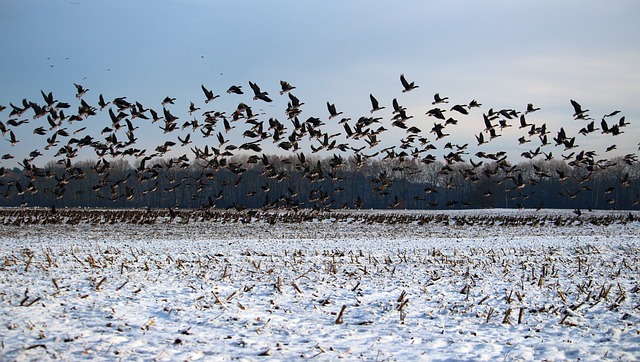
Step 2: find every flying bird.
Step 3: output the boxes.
[226,85,244,94]
[188,102,200,115]
[6,130,18,145]
[201,84,219,103]
[392,98,405,114]
[162,96,176,106]
[519,114,531,129]
[525,103,540,114]
[326,102,343,119]
[432,93,449,105]
[249,81,272,102]
[426,108,446,120]
[570,99,590,120]
[450,104,468,115]
[98,94,110,110]
[279,80,295,95]
[468,99,482,108]
[400,74,418,92]
[73,83,89,98]
[41,90,57,108]
[369,94,385,113]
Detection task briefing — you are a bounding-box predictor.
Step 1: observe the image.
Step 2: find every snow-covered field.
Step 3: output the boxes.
[1,209,639,361]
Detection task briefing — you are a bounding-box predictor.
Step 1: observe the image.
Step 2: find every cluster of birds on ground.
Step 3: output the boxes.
[0,74,638,211]
[0,207,636,227]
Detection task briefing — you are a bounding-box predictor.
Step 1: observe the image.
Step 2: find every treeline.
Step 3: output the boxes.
[1,153,638,211]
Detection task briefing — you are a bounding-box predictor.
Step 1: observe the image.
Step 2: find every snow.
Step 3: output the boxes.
[1,209,639,361]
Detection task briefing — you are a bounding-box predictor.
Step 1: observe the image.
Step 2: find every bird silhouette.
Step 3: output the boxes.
[249,81,272,102]
[400,74,418,92]
[570,99,590,120]
[227,85,244,94]
[432,93,449,105]
[74,83,89,98]
[525,103,540,114]
[450,104,468,115]
[279,80,295,95]
[0,74,636,213]
[201,84,220,103]
[326,102,343,119]
[369,94,385,113]
[162,96,176,106]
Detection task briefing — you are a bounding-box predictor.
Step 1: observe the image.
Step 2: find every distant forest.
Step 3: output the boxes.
[2,153,638,211]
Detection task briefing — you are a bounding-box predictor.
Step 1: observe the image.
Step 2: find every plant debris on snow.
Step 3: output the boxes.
[1,209,639,361]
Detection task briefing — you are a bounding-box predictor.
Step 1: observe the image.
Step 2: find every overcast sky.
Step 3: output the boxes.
[1,0,639,167]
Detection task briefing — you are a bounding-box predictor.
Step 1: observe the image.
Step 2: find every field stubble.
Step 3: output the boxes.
[1,209,639,361]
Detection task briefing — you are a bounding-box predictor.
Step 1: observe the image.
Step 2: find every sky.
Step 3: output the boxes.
[1,0,639,168]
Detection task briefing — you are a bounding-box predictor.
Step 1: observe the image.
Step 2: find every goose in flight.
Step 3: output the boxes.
[201,84,219,103]
[468,99,482,108]
[327,102,343,119]
[98,94,110,110]
[578,121,598,135]
[570,99,590,120]
[434,127,449,140]
[400,74,418,92]
[279,80,295,95]
[249,81,272,102]
[188,102,200,115]
[392,98,405,114]
[74,83,89,98]
[519,114,531,129]
[6,130,18,145]
[369,94,385,113]
[432,93,449,105]
[226,85,243,94]
[426,107,446,120]
[450,104,468,115]
[162,96,176,106]
[525,103,540,114]
[483,128,498,141]
[41,90,57,109]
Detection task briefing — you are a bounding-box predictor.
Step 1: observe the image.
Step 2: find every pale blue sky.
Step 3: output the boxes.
[1,0,639,167]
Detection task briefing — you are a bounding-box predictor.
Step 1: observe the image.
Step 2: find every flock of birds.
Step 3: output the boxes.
[0,74,638,213]
[0,206,636,227]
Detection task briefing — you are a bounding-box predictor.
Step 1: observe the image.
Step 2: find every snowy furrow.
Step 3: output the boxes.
[1,210,639,361]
